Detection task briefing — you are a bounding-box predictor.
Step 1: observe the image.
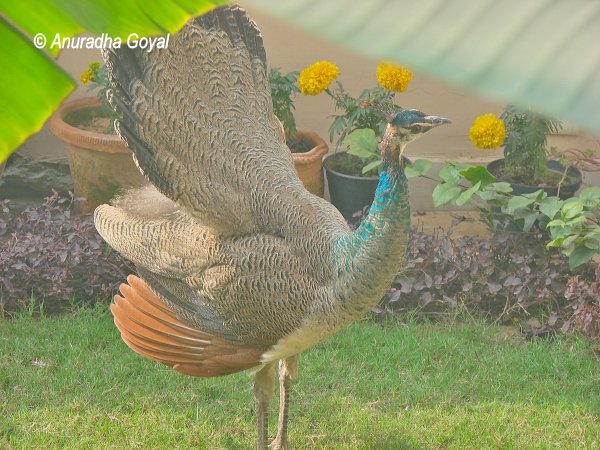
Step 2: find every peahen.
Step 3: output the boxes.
[94,5,450,449]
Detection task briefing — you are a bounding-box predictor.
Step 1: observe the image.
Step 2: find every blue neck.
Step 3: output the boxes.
[333,162,410,312]
[356,167,405,240]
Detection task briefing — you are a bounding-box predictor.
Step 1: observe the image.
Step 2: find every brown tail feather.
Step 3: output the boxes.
[111,275,267,377]
[113,315,208,355]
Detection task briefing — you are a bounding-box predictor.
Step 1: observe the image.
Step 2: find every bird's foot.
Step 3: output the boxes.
[269,435,289,450]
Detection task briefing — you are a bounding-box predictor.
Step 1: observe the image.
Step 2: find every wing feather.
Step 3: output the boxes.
[96,5,351,348]
[102,4,313,234]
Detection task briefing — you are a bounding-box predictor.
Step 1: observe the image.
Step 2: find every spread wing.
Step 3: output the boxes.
[96,5,350,349]
[102,4,330,235]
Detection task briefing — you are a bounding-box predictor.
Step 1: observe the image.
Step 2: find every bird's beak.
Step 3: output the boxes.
[423,116,452,127]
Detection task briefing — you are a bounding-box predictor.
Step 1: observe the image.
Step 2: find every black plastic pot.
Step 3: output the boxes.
[323,152,379,220]
[486,159,582,199]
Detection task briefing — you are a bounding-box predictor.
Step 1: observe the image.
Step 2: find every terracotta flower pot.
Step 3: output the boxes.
[291,128,329,197]
[50,97,146,213]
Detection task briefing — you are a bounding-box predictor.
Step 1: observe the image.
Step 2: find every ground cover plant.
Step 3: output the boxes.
[345,207,600,342]
[0,306,598,449]
[380,226,600,342]
[2,192,599,344]
[0,192,133,315]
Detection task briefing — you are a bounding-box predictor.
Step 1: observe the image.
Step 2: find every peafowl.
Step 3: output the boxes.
[94,5,450,449]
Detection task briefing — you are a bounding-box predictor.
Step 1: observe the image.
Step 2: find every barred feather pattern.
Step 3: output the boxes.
[95,5,411,371]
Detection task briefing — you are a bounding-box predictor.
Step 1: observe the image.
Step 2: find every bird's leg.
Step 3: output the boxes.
[270,354,299,450]
[254,362,276,450]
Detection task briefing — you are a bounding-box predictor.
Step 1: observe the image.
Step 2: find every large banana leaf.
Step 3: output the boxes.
[249,0,600,136]
[0,0,228,163]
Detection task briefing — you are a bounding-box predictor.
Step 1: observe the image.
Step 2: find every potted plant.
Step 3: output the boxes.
[268,68,328,197]
[299,61,412,219]
[426,157,598,268]
[50,62,146,213]
[470,106,582,199]
[422,106,592,266]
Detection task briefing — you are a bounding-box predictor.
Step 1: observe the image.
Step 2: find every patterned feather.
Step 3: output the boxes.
[96,5,348,349]
[102,4,342,236]
[96,3,421,371]
[95,6,442,447]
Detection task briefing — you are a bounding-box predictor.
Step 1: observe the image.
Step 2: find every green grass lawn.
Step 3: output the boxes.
[1,306,598,449]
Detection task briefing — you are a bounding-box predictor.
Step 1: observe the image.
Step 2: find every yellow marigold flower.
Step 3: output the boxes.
[80,69,93,85]
[298,61,340,95]
[376,62,412,93]
[469,113,506,149]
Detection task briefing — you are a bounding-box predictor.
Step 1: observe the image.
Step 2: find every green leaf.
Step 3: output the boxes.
[438,164,462,184]
[476,190,501,202]
[564,215,587,227]
[460,166,495,187]
[0,18,75,161]
[584,229,600,240]
[503,196,536,214]
[546,219,566,228]
[456,181,481,206]
[584,236,600,250]
[403,166,419,179]
[346,147,377,160]
[561,199,584,219]
[362,159,382,174]
[521,189,546,200]
[522,212,539,232]
[546,237,564,249]
[1,1,81,56]
[487,182,513,193]
[344,128,379,158]
[548,225,571,240]
[561,234,578,250]
[579,187,600,207]
[568,246,596,269]
[0,0,228,163]
[329,116,346,143]
[432,183,461,207]
[404,159,432,178]
[411,159,433,174]
[4,0,229,43]
[250,0,600,134]
[538,196,563,219]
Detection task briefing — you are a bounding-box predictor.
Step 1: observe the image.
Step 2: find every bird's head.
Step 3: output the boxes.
[380,109,451,166]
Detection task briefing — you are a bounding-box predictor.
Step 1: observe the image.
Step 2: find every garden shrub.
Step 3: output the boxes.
[350,207,599,340]
[380,226,598,340]
[564,266,600,342]
[0,192,134,315]
[1,192,598,343]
